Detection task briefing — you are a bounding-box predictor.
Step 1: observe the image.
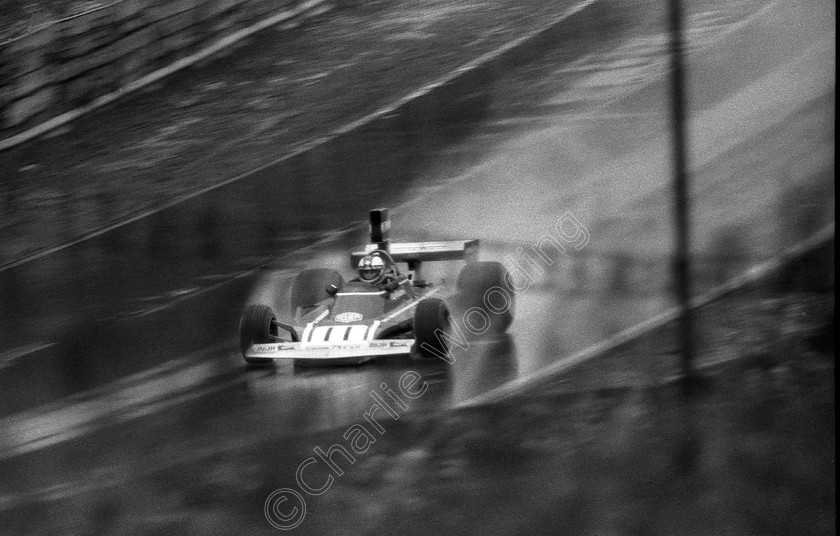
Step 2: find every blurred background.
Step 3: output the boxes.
[0,0,834,534]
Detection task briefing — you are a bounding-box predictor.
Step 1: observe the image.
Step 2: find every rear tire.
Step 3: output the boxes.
[291,269,344,312]
[239,304,276,365]
[413,298,450,358]
[456,261,514,333]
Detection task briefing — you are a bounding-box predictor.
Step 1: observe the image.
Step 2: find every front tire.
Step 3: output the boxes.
[413,298,450,358]
[239,304,276,365]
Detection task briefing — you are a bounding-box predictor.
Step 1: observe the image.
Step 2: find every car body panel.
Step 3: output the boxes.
[243,284,442,362]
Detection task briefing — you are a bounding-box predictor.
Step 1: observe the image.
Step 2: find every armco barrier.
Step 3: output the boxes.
[0,0,330,141]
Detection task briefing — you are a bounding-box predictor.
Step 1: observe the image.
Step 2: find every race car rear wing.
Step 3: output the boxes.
[351,208,480,266]
[351,239,480,265]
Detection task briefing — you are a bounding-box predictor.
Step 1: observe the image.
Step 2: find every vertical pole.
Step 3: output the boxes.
[666,0,695,390]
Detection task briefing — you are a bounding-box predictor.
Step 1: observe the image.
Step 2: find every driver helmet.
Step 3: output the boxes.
[358,254,386,284]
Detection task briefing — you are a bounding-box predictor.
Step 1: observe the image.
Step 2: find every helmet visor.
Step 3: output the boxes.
[359,267,381,281]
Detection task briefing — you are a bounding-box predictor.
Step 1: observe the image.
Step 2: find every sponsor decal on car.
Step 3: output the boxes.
[334,312,364,323]
[370,340,412,349]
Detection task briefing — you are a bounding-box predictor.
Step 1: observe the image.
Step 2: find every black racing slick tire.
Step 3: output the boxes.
[291,269,344,311]
[239,304,276,365]
[456,261,514,333]
[413,297,451,358]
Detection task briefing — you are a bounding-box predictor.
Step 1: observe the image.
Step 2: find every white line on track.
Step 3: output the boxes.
[0,342,56,371]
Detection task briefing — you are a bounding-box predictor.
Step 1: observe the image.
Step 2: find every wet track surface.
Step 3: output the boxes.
[0,0,835,531]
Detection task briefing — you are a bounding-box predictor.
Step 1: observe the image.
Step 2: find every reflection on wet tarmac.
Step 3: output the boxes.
[241,356,452,435]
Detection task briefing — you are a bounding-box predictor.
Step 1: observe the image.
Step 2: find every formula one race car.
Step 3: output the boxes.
[239,208,513,365]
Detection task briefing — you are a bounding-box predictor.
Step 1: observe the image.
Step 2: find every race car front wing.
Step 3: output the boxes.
[245,339,415,360]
